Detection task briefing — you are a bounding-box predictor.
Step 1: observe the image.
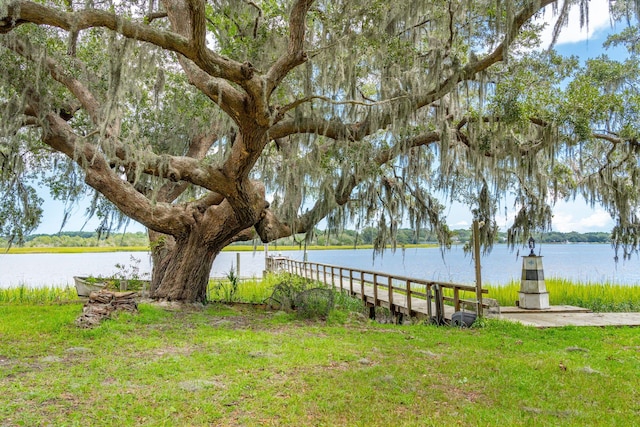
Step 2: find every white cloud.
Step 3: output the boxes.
[551,205,613,232]
[536,1,613,47]
[445,195,615,232]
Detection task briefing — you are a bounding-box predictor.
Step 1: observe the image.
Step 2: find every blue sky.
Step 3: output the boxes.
[33,1,628,234]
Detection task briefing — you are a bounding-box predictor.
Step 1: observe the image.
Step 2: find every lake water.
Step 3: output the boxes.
[1,244,639,288]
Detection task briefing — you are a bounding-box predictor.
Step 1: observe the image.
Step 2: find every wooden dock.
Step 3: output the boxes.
[341,274,460,322]
[266,256,640,328]
[267,256,486,324]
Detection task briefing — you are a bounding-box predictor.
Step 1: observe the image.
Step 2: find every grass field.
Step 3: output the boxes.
[0,301,638,426]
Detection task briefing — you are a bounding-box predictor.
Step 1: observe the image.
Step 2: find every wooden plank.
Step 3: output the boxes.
[349,270,354,295]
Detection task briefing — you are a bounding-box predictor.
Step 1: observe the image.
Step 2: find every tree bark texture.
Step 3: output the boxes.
[151,230,219,303]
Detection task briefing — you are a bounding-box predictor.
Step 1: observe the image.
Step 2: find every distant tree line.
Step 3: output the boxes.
[0,229,611,249]
[450,230,611,245]
[261,228,612,247]
[260,227,440,247]
[0,231,149,248]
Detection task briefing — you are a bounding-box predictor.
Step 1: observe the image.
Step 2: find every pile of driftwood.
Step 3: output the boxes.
[75,290,138,328]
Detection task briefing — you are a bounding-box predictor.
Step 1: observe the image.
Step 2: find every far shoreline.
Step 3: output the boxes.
[3,243,438,254]
[2,242,612,255]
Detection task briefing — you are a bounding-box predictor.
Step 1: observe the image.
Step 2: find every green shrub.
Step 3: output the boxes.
[264,273,336,320]
[211,269,240,302]
[294,288,334,319]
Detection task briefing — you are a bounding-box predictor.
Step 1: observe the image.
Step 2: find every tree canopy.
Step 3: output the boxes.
[2,0,640,301]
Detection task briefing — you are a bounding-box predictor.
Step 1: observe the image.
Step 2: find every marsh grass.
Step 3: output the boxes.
[3,273,639,313]
[484,278,640,312]
[0,285,78,304]
[4,246,150,254]
[1,302,639,426]
[207,273,281,303]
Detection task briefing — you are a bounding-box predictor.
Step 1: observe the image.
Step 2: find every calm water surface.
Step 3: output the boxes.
[1,244,639,288]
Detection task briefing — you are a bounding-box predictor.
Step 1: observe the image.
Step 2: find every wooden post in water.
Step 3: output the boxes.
[236,252,241,278]
[473,220,483,317]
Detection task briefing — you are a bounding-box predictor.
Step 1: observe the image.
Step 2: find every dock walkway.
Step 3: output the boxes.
[266,256,640,328]
[267,256,488,323]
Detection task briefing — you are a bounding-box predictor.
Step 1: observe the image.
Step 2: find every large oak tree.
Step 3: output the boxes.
[2,0,637,302]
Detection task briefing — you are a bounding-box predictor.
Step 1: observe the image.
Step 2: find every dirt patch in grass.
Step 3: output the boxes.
[151,345,195,358]
[208,316,254,329]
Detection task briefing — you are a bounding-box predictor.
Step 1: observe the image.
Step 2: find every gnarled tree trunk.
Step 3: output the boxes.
[146,172,268,303]
[151,229,220,303]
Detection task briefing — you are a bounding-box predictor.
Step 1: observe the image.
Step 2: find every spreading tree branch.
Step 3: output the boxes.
[1,36,102,125]
[36,110,194,235]
[1,0,251,85]
[265,0,313,96]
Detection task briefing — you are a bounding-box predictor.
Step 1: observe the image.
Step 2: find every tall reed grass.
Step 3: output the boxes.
[485,277,640,312]
[3,275,638,312]
[207,274,278,303]
[0,285,78,304]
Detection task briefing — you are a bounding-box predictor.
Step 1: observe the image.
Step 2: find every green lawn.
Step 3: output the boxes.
[0,302,638,426]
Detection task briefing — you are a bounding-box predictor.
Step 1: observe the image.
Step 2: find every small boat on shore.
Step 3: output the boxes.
[73,276,150,297]
[74,276,108,297]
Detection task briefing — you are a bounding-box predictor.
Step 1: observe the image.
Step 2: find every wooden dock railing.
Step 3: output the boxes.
[266,256,488,321]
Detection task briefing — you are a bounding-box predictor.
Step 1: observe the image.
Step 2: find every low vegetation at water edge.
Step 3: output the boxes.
[484,278,640,312]
[0,286,77,304]
[3,274,640,313]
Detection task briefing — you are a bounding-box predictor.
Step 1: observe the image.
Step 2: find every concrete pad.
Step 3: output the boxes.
[501,311,640,328]
[501,305,591,314]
